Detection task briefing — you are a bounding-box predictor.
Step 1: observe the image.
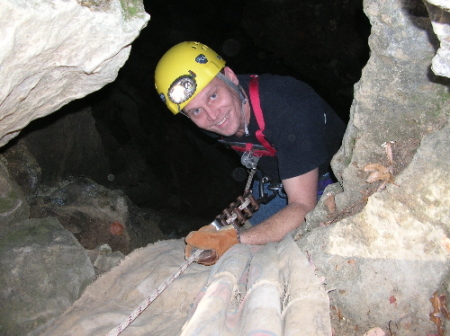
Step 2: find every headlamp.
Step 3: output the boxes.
[168,75,197,105]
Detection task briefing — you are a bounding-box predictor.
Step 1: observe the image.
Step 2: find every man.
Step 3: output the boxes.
[155,41,346,265]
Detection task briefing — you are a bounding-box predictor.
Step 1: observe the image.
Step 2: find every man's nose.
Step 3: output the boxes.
[204,107,219,121]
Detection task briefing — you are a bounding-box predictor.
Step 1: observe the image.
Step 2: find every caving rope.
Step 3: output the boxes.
[105,173,265,336]
[105,184,260,336]
[105,249,203,336]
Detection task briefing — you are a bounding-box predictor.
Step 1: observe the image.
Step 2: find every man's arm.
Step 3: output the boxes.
[240,168,319,245]
[184,168,319,265]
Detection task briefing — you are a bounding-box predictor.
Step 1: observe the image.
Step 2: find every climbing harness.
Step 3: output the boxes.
[258,176,286,202]
[223,75,277,159]
[105,249,203,336]
[248,75,277,156]
[218,74,282,206]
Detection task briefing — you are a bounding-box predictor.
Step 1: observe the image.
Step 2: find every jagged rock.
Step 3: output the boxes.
[332,0,450,212]
[87,244,125,276]
[22,105,111,187]
[0,0,150,147]
[0,217,95,336]
[424,0,450,77]
[29,177,165,254]
[1,139,42,200]
[299,124,450,334]
[0,156,30,227]
[296,0,450,334]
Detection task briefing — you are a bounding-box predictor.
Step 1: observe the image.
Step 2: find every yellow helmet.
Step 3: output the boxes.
[155,41,226,114]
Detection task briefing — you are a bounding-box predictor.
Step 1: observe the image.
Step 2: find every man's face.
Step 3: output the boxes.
[183,68,245,137]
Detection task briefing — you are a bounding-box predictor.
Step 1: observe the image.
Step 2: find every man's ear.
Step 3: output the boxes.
[223,66,239,85]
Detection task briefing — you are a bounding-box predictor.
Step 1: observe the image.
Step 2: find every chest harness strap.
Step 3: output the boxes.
[227,75,280,200]
[230,75,277,158]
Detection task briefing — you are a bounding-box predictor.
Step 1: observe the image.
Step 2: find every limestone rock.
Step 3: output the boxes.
[1,139,42,199]
[29,177,165,254]
[0,0,150,147]
[331,0,450,213]
[23,105,111,187]
[0,217,95,336]
[86,244,125,276]
[424,0,450,77]
[297,0,450,334]
[299,124,450,334]
[0,156,30,227]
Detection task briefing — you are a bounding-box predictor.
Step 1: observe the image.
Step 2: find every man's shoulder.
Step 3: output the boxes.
[257,73,316,95]
[238,73,313,90]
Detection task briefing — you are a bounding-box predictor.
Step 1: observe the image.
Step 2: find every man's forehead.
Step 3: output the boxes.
[197,76,225,96]
[207,75,226,88]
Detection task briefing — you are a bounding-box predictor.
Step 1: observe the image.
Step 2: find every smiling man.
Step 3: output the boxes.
[184,71,247,137]
[155,41,346,265]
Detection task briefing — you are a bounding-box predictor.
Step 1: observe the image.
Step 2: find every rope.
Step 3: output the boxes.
[105,248,204,336]
[245,168,256,193]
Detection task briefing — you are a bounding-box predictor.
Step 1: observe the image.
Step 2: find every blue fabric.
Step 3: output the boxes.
[248,180,288,225]
[248,173,334,226]
[317,172,333,198]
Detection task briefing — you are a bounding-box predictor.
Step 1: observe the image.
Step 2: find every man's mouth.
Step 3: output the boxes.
[214,115,228,127]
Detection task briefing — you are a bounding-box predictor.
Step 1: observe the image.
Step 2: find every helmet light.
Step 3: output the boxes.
[168,75,197,105]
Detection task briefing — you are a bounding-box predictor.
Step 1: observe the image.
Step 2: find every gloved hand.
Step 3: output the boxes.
[185,224,240,266]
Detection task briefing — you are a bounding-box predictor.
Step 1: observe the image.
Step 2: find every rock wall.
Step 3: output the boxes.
[333,0,450,211]
[298,0,450,335]
[426,0,450,77]
[0,1,154,335]
[0,0,149,147]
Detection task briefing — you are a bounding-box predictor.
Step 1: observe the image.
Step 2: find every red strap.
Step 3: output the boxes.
[249,76,276,156]
[249,75,266,131]
[231,145,272,158]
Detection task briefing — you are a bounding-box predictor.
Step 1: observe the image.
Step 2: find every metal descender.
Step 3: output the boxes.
[209,152,285,231]
[209,192,260,230]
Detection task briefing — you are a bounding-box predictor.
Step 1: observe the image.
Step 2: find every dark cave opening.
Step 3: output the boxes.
[4,0,371,238]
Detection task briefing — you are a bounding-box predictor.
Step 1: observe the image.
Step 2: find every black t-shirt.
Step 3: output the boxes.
[222,74,346,182]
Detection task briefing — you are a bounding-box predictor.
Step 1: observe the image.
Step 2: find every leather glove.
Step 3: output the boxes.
[185,224,239,266]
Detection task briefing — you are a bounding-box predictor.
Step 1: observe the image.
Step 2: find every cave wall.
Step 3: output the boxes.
[297,0,450,334]
[0,0,149,147]
[333,0,450,211]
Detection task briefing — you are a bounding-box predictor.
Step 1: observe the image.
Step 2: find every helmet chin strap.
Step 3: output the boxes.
[217,72,249,136]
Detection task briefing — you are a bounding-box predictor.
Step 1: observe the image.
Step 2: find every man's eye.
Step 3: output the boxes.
[210,92,217,99]
[192,109,201,116]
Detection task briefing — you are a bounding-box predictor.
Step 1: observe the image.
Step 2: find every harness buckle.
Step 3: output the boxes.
[241,151,260,169]
[258,176,286,204]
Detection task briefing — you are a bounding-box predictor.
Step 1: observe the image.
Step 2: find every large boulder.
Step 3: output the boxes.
[299,124,450,335]
[22,105,111,187]
[29,177,166,254]
[0,0,150,147]
[296,0,450,334]
[0,217,95,336]
[332,0,450,211]
[425,0,450,77]
[0,156,29,227]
